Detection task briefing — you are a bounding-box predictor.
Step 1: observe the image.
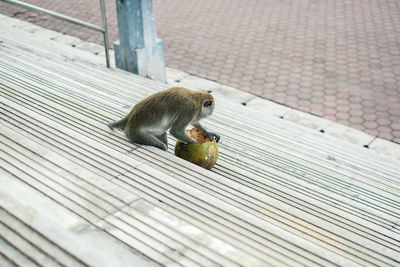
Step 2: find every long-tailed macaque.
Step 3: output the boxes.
[108,87,220,151]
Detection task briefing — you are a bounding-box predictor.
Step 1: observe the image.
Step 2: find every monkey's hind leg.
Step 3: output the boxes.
[131,132,168,151]
[108,117,127,130]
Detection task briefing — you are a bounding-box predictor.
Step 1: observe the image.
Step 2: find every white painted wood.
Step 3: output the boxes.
[166,67,190,84]
[114,169,303,265]
[130,200,240,267]
[0,237,36,267]
[247,96,292,117]
[324,122,375,146]
[0,222,59,267]
[95,218,178,266]
[0,169,159,267]
[104,211,205,267]
[132,149,397,266]
[211,85,256,104]
[284,108,333,130]
[0,22,104,66]
[0,253,17,267]
[369,137,400,160]
[175,74,221,91]
[0,208,83,267]
[134,165,364,267]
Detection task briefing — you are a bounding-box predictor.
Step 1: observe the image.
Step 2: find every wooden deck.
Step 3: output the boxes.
[1,22,400,266]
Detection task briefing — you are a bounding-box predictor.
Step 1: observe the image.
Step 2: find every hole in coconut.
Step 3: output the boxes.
[186,128,210,144]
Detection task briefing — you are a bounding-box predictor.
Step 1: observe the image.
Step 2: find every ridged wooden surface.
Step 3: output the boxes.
[1,24,400,266]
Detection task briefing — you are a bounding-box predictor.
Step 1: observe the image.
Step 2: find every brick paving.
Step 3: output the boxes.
[1,0,399,143]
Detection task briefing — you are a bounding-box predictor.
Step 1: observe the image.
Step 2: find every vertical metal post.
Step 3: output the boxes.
[114,0,166,82]
[99,0,110,68]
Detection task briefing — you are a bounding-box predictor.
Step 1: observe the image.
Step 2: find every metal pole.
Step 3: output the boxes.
[99,0,110,68]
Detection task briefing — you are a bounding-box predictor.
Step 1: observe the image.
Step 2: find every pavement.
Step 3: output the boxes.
[0,0,399,145]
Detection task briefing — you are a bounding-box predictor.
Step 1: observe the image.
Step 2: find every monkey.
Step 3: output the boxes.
[108,87,220,151]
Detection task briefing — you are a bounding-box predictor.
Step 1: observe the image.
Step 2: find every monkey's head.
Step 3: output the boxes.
[198,92,215,119]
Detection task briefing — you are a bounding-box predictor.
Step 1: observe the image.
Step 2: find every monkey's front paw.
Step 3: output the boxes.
[208,133,220,143]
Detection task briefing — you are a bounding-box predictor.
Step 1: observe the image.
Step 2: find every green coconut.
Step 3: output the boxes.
[174,128,219,170]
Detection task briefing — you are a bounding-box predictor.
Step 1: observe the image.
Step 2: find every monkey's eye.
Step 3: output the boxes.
[203,100,213,107]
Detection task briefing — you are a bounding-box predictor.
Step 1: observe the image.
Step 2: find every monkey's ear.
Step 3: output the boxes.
[203,100,213,107]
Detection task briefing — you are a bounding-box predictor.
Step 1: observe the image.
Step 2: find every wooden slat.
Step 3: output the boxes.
[0,221,60,267]
[130,148,397,266]
[0,165,160,267]
[1,104,293,265]
[0,236,37,267]
[0,101,298,265]
[0,208,84,267]
[0,252,18,267]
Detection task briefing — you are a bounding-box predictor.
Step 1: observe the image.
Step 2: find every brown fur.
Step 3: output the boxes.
[108,87,219,151]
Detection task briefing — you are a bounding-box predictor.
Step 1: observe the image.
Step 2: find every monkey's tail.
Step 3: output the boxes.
[108,117,128,130]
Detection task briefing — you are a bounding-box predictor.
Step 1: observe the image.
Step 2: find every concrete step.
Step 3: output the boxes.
[1,17,400,266]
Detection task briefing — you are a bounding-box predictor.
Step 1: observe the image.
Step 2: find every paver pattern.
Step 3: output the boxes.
[1,0,399,143]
